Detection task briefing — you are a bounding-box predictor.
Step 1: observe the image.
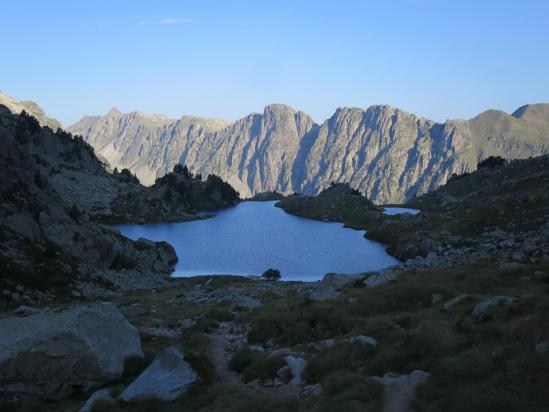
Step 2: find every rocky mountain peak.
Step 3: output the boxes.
[263,103,297,115]
[0,91,62,130]
[107,107,122,117]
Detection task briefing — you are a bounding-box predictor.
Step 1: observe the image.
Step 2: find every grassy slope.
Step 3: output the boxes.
[15,258,549,412]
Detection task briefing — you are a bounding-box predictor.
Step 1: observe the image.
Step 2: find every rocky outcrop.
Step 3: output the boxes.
[118,347,197,402]
[0,303,143,399]
[71,103,549,203]
[0,105,241,302]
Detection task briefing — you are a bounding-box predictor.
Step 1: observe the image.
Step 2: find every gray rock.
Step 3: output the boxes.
[284,355,307,385]
[364,269,399,287]
[79,388,114,412]
[179,318,197,328]
[0,302,143,399]
[372,370,430,412]
[269,348,293,358]
[441,294,471,312]
[14,305,41,316]
[472,296,516,318]
[228,294,263,310]
[118,347,197,402]
[307,273,365,301]
[346,335,378,347]
[319,339,336,349]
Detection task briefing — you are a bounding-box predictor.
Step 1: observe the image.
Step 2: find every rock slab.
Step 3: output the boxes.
[118,347,197,402]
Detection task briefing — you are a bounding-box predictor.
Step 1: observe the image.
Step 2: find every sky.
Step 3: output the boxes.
[1,0,548,126]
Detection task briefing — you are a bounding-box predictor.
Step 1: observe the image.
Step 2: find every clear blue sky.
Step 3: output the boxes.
[1,0,548,126]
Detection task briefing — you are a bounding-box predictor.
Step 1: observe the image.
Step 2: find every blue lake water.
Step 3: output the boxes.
[114,201,400,281]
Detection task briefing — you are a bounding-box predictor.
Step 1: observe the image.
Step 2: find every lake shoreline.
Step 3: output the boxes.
[115,201,400,282]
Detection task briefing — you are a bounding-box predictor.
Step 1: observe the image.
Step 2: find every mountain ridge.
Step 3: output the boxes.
[0,91,62,130]
[67,101,549,203]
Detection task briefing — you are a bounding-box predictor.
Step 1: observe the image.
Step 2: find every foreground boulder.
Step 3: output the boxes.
[118,347,197,402]
[0,302,143,399]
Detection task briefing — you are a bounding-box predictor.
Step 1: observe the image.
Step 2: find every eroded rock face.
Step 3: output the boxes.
[0,303,143,399]
[118,347,197,402]
[71,103,549,203]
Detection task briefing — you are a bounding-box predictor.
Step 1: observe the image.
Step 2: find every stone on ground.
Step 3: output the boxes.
[118,347,197,402]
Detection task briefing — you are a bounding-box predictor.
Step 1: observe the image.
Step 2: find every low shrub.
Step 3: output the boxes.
[262,268,281,281]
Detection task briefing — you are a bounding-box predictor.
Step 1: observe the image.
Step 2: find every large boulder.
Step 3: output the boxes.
[0,302,143,399]
[118,347,197,402]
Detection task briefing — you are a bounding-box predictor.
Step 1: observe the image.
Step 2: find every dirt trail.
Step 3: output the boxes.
[208,322,241,383]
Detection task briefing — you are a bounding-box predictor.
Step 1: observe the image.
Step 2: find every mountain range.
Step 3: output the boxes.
[68,102,549,203]
[2,91,548,203]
